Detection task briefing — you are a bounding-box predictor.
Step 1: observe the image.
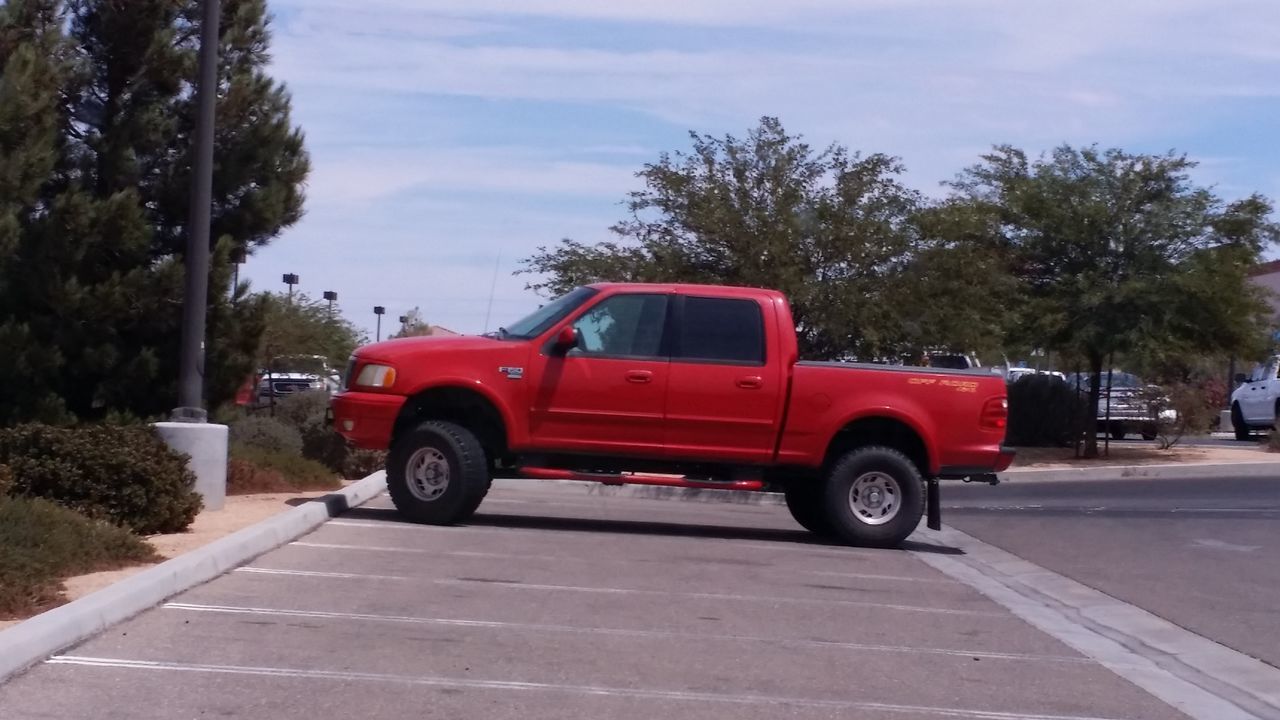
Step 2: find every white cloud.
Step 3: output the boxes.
[301,146,639,209]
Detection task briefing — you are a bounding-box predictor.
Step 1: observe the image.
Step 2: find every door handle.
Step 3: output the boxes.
[736,376,764,389]
[626,370,653,384]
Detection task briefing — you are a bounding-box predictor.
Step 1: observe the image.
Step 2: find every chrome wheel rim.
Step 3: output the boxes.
[406,447,450,502]
[848,472,900,525]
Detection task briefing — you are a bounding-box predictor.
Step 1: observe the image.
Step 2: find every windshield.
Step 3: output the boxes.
[499,286,598,339]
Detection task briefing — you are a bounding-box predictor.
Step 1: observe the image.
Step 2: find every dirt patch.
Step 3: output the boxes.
[0,487,340,632]
[1011,443,1272,470]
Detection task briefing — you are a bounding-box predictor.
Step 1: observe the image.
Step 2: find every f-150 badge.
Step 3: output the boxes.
[499,366,524,380]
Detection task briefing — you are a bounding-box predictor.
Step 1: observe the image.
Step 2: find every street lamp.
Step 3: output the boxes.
[175,0,221,419]
[282,273,299,301]
[323,290,337,319]
[374,306,385,341]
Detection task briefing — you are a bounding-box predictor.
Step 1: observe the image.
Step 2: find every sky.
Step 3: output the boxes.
[244,0,1280,340]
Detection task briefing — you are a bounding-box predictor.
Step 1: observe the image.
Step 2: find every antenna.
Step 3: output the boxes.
[483,251,501,333]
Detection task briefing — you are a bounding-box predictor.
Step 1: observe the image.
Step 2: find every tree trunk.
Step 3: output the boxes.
[1084,354,1104,458]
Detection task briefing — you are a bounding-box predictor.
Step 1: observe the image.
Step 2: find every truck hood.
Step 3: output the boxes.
[356,334,511,361]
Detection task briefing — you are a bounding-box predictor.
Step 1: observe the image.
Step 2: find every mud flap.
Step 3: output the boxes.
[926,478,941,531]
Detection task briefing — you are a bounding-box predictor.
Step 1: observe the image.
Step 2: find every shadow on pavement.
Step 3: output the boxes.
[339,505,962,554]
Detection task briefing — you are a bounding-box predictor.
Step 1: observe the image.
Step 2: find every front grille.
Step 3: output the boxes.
[272,381,313,395]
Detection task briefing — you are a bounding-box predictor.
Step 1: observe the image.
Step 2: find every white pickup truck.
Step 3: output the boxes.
[1231,355,1280,440]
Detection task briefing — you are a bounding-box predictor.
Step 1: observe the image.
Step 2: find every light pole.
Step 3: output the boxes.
[174,0,221,419]
[323,290,337,319]
[160,0,227,514]
[229,246,246,302]
[374,306,385,341]
[282,273,299,302]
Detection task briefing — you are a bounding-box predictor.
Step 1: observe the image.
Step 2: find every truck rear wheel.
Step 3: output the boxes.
[821,446,925,548]
[387,421,490,525]
[784,483,836,538]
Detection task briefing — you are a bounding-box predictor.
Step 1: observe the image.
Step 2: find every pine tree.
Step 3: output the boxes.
[0,0,309,424]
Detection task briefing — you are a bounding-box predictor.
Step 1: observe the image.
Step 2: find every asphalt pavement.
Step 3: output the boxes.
[945,474,1280,669]
[0,483,1185,720]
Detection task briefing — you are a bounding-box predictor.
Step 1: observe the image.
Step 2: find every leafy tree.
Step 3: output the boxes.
[953,145,1278,457]
[257,292,365,371]
[0,0,308,424]
[521,117,926,360]
[392,306,432,339]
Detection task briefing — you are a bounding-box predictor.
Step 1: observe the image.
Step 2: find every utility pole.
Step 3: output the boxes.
[159,0,228,514]
[174,0,221,419]
[374,306,385,341]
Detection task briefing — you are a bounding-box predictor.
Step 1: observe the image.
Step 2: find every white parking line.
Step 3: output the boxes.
[289,541,563,561]
[45,655,1125,720]
[234,566,1001,616]
[163,601,1088,664]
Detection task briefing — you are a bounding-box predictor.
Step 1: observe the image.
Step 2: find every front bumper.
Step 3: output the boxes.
[330,391,407,450]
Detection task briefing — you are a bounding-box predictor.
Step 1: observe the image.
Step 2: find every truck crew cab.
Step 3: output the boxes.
[332,283,1013,548]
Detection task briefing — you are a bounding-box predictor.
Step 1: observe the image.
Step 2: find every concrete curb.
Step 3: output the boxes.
[0,471,388,683]
[998,461,1280,483]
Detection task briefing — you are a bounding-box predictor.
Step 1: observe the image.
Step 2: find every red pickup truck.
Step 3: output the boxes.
[332,283,1012,547]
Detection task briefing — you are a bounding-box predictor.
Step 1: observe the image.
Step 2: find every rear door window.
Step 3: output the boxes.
[676,296,764,364]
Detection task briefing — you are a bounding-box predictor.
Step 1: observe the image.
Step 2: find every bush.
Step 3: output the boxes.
[0,464,12,495]
[1006,374,1086,447]
[0,495,159,618]
[228,415,303,455]
[343,448,387,479]
[227,444,341,494]
[0,424,202,534]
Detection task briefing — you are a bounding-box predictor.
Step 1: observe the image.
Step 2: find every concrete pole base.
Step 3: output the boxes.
[1219,409,1235,433]
[154,422,228,511]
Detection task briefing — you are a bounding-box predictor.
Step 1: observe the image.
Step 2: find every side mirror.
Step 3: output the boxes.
[1234,373,1248,384]
[554,326,580,354]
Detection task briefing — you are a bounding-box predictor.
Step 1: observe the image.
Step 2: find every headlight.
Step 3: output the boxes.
[354,363,397,389]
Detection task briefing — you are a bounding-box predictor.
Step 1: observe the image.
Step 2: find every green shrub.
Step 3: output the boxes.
[0,464,12,495]
[342,448,387,479]
[228,444,341,493]
[0,424,202,534]
[1006,374,1086,447]
[228,415,303,455]
[0,495,159,618]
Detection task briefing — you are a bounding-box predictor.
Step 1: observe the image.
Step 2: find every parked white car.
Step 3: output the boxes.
[1230,355,1279,440]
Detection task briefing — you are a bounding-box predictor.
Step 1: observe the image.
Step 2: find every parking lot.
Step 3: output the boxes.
[0,482,1204,719]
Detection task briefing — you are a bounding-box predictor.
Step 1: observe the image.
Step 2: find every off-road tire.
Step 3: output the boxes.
[387,421,490,525]
[821,446,926,548]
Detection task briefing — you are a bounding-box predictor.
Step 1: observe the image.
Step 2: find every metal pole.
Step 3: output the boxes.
[174,0,221,420]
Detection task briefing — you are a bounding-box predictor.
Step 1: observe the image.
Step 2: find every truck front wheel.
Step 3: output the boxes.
[387,421,491,525]
[822,446,925,548]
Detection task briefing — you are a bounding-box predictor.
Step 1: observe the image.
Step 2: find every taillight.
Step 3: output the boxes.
[981,396,1008,430]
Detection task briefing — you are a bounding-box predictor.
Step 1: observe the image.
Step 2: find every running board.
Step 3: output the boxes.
[516,467,765,492]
